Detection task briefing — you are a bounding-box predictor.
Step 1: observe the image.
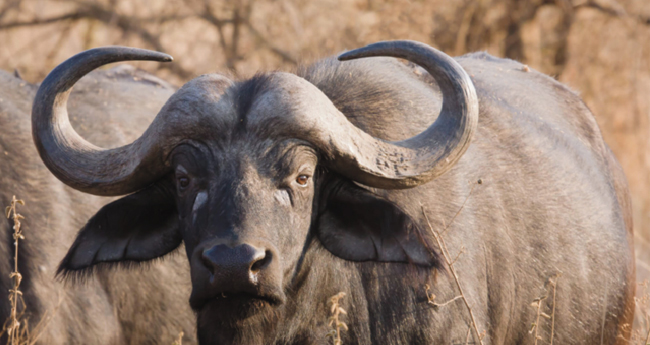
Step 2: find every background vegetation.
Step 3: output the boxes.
[0,0,649,316]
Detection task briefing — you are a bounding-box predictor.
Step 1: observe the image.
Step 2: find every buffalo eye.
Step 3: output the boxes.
[177,176,190,189]
[296,175,310,186]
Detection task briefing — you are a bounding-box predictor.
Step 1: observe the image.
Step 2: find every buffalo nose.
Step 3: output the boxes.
[201,244,269,285]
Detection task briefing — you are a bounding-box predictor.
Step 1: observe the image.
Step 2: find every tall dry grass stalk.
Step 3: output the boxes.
[422,207,485,345]
[3,195,27,344]
[1,196,56,345]
[171,331,183,345]
[422,179,485,345]
[327,292,348,345]
[529,275,562,345]
[529,295,549,344]
[549,275,559,345]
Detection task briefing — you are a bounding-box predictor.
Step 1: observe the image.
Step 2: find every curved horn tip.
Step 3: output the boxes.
[140,51,173,62]
[338,40,434,62]
[337,40,401,61]
[97,46,173,62]
[337,50,361,61]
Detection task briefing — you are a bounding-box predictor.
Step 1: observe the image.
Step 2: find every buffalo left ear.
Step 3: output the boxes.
[58,181,182,275]
[316,177,440,267]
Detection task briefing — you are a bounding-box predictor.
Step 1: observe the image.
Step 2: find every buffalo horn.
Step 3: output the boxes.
[32,47,174,196]
[328,40,479,189]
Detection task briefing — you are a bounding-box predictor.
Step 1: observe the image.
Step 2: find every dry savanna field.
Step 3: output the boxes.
[1,0,650,343]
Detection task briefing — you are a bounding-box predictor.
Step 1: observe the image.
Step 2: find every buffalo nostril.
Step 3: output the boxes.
[250,250,272,273]
[200,254,216,275]
[201,244,269,279]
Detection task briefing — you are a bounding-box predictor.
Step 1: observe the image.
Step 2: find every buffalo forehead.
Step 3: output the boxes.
[164,72,334,149]
[237,72,337,135]
[162,73,236,127]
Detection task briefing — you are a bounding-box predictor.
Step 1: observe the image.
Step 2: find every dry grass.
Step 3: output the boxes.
[1,196,56,345]
[422,209,485,344]
[327,292,348,345]
[171,331,184,345]
[549,275,559,345]
[528,274,560,345]
[422,179,485,345]
[627,280,650,344]
[3,195,25,344]
[530,294,549,344]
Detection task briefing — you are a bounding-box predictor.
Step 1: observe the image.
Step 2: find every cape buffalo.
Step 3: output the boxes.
[0,66,196,344]
[33,40,634,344]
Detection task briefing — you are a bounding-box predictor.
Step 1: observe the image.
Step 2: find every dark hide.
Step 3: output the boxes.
[56,54,634,345]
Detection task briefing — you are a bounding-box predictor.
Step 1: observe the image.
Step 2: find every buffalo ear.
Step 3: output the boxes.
[316,177,441,267]
[58,181,182,276]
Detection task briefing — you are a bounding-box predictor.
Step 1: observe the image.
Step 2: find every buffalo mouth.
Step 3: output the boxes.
[191,291,284,320]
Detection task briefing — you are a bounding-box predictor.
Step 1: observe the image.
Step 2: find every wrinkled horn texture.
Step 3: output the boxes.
[330,40,479,189]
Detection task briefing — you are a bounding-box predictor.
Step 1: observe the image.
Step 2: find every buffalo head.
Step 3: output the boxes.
[32,41,478,342]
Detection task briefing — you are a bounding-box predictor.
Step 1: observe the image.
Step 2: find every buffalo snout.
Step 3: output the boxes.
[202,243,270,285]
[189,241,284,311]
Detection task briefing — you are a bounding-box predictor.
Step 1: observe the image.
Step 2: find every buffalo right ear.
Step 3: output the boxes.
[58,181,182,276]
[315,176,441,267]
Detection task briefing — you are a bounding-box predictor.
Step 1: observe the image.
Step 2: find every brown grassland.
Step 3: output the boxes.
[1,0,650,343]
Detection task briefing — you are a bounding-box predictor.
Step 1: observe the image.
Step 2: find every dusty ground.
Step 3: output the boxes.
[1,0,650,331]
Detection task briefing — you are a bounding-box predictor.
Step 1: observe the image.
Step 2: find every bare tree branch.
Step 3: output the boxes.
[245,22,297,64]
[2,0,296,77]
[575,1,650,26]
[45,20,76,68]
[0,11,189,30]
[197,0,296,69]
[0,2,194,79]
[0,13,85,29]
[0,0,21,22]
[199,0,237,71]
[80,2,194,78]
